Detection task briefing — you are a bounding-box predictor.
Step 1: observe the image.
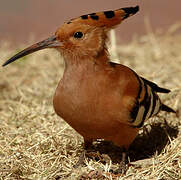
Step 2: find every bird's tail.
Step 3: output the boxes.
[160,104,176,113]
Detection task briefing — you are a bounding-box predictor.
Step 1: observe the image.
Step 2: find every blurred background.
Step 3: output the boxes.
[0,0,180,46]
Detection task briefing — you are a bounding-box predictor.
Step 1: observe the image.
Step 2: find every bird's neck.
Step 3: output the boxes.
[63,49,110,70]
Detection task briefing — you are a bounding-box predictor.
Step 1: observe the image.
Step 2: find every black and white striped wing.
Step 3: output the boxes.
[130,77,161,128]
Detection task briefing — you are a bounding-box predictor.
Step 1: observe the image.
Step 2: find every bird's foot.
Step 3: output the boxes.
[74,140,94,168]
[80,170,103,179]
[73,150,86,168]
[74,150,103,168]
[114,161,128,175]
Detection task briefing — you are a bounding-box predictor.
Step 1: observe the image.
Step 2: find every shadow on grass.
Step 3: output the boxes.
[89,122,179,163]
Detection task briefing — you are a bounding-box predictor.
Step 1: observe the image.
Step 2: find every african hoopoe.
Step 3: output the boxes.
[3,6,175,170]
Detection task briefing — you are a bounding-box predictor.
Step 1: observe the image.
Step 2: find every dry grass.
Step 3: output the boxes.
[0,29,180,179]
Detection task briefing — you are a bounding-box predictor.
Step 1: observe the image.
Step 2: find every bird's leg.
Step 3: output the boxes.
[114,148,129,175]
[120,151,128,173]
[74,139,93,168]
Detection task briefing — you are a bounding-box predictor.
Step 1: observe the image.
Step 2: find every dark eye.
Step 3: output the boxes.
[73,31,83,39]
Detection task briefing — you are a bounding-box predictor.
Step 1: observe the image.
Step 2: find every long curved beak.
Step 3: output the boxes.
[2,35,61,67]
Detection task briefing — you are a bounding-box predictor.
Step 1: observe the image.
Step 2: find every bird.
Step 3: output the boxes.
[2,5,176,172]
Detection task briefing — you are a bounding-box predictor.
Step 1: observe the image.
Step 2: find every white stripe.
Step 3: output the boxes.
[132,106,145,126]
[146,90,153,120]
[153,97,161,115]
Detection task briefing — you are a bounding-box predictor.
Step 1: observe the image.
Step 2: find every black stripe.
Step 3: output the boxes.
[133,82,149,128]
[157,96,162,115]
[149,90,156,117]
[130,100,139,122]
[142,95,151,121]
[122,13,129,20]
[141,77,170,94]
[140,82,148,106]
[104,11,115,18]
[81,15,88,19]
[135,96,151,128]
[160,104,176,113]
[121,6,139,20]
[137,77,142,99]
[130,75,142,123]
[90,15,99,20]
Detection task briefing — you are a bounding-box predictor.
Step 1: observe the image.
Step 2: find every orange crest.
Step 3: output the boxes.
[66,6,139,28]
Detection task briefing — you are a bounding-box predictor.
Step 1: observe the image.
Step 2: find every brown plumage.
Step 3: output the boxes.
[3,6,175,171]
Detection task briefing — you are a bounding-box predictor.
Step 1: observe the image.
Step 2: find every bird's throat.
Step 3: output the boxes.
[62,49,110,70]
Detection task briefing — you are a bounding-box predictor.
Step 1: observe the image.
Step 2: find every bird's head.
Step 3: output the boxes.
[3,6,139,66]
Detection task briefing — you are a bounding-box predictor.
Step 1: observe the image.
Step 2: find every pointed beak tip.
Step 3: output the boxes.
[2,61,8,67]
[1,35,60,67]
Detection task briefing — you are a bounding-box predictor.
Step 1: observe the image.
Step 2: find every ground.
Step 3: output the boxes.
[0,29,180,179]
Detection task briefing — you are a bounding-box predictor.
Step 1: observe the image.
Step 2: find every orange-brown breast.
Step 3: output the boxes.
[53,59,140,149]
